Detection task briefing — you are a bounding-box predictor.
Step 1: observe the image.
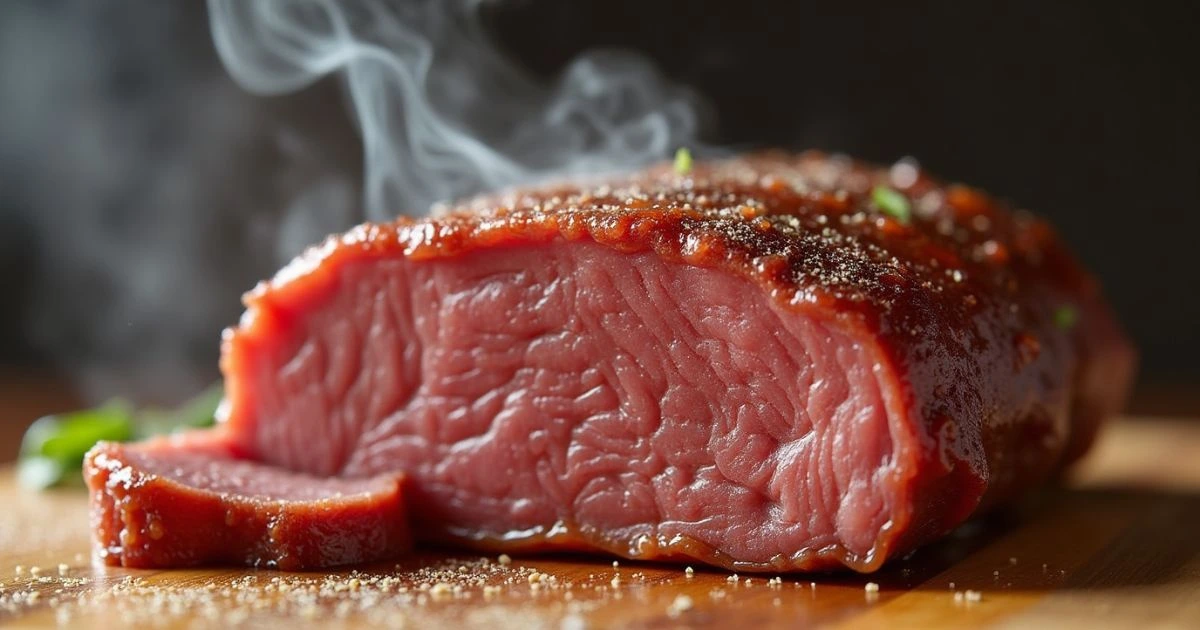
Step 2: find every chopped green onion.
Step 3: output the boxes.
[674,147,694,176]
[1054,306,1079,330]
[18,382,224,490]
[871,186,912,224]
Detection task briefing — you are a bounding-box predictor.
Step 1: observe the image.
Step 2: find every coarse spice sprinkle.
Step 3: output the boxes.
[667,593,695,617]
[953,589,985,605]
[0,557,638,626]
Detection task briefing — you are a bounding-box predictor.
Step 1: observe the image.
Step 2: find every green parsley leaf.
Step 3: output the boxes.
[18,382,224,490]
[18,402,134,490]
[871,186,912,224]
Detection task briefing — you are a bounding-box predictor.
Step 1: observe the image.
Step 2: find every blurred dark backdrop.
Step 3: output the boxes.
[1,1,1197,411]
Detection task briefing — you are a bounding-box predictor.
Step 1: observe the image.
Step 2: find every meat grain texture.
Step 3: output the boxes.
[85,152,1135,572]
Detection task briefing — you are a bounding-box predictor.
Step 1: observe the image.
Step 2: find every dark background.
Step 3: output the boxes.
[1,1,1197,412]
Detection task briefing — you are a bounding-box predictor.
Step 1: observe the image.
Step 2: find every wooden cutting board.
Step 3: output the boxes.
[1,418,1198,629]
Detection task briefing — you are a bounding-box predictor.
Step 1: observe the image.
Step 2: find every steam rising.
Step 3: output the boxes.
[208,0,705,219]
[1,1,705,404]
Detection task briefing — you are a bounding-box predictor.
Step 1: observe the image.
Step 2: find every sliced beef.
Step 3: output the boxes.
[85,437,410,569]
[85,152,1135,572]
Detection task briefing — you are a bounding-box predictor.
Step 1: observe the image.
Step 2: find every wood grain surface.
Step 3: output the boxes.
[1,417,1198,629]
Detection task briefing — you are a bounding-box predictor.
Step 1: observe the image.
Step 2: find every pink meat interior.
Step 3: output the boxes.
[227,241,908,564]
[116,443,396,502]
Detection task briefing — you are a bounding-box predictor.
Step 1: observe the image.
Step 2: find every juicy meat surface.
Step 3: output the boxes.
[84,152,1135,572]
[234,243,905,566]
[85,438,410,569]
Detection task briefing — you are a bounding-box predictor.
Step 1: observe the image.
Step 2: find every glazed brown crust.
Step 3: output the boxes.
[228,151,1135,571]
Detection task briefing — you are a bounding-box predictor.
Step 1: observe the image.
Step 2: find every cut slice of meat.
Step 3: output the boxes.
[85,438,410,570]
[84,152,1135,572]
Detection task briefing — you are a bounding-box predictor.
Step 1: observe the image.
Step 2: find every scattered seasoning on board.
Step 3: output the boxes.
[667,594,694,617]
[953,589,984,605]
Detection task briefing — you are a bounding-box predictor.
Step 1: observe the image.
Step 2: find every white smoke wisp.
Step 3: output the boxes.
[207,0,707,220]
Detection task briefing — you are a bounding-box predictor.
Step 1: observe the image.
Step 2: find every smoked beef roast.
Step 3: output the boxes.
[86,152,1135,572]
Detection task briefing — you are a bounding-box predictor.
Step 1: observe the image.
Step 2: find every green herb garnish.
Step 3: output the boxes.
[133,383,223,439]
[1054,306,1079,330]
[871,186,912,224]
[674,147,694,176]
[18,402,133,490]
[17,382,223,490]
